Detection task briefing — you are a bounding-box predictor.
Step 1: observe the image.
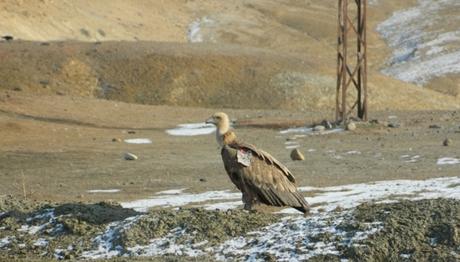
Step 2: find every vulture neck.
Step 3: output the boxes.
[216,121,235,147]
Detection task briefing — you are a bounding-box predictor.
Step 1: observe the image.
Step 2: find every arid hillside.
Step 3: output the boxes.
[1,41,458,111]
[0,0,459,110]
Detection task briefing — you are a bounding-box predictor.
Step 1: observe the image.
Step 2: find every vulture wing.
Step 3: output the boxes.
[221,141,309,213]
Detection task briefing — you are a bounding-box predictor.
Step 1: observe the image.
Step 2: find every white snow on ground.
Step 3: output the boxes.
[214,213,382,261]
[155,188,187,195]
[188,17,214,43]
[19,209,56,235]
[285,141,301,149]
[81,215,144,259]
[437,157,460,165]
[121,190,241,212]
[292,176,460,213]
[401,154,421,163]
[280,127,344,135]
[82,210,383,261]
[121,176,460,214]
[376,0,460,85]
[7,177,460,260]
[166,123,216,136]
[33,238,49,247]
[203,201,242,211]
[124,138,152,144]
[0,236,13,248]
[127,227,206,257]
[87,189,121,193]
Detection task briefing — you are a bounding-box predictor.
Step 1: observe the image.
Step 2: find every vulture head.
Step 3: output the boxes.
[205,112,230,134]
[206,112,234,146]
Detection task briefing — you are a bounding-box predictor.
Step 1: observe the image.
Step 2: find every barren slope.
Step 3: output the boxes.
[1,41,458,111]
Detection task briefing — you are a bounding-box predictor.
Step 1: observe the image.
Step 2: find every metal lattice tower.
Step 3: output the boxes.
[336,0,368,122]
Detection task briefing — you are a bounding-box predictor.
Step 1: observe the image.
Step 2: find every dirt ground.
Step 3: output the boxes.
[0,92,459,204]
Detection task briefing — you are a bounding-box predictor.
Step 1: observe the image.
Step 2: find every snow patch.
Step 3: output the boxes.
[401,155,421,163]
[155,188,187,195]
[121,190,241,212]
[188,17,214,43]
[166,123,216,136]
[293,176,460,213]
[280,127,344,135]
[346,150,361,155]
[87,189,121,193]
[203,201,242,211]
[33,238,49,247]
[121,176,460,214]
[377,0,460,85]
[81,215,144,259]
[127,227,206,257]
[437,157,460,165]
[0,236,13,248]
[214,212,382,261]
[19,209,56,235]
[124,138,152,144]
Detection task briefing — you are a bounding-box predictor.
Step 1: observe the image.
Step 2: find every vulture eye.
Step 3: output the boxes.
[215,116,221,120]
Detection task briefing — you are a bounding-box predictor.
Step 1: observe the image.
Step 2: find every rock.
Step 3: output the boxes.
[286,136,297,141]
[13,87,22,92]
[124,152,138,160]
[199,178,207,182]
[429,124,441,129]
[313,125,325,132]
[127,130,136,134]
[369,119,379,124]
[443,138,452,146]
[388,123,400,128]
[346,122,356,131]
[112,138,122,142]
[321,120,333,129]
[39,80,49,86]
[290,149,305,161]
[2,35,13,41]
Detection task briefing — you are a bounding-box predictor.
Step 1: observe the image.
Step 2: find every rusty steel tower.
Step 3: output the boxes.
[336,0,368,122]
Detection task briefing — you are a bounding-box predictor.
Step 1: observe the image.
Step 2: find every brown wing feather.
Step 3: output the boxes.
[222,141,309,213]
[233,141,296,183]
[221,145,243,191]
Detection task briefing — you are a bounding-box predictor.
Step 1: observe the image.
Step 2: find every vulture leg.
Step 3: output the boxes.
[238,173,258,210]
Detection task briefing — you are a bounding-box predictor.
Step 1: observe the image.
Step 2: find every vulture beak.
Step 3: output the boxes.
[205,117,216,125]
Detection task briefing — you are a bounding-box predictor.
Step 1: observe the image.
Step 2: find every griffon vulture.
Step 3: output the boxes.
[206,112,309,214]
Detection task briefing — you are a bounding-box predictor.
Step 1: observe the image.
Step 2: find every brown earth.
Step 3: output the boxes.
[0,93,459,204]
[1,0,459,108]
[1,41,459,112]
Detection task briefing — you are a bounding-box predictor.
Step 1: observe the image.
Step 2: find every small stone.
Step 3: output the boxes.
[429,124,441,129]
[112,138,122,142]
[13,87,22,91]
[346,122,356,131]
[199,178,207,182]
[369,119,379,124]
[127,130,136,134]
[124,152,138,160]
[387,123,400,128]
[443,138,452,146]
[286,136,296,141]
[313,125,325,132]
[321,120,333,129]
[290,149,305,161]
